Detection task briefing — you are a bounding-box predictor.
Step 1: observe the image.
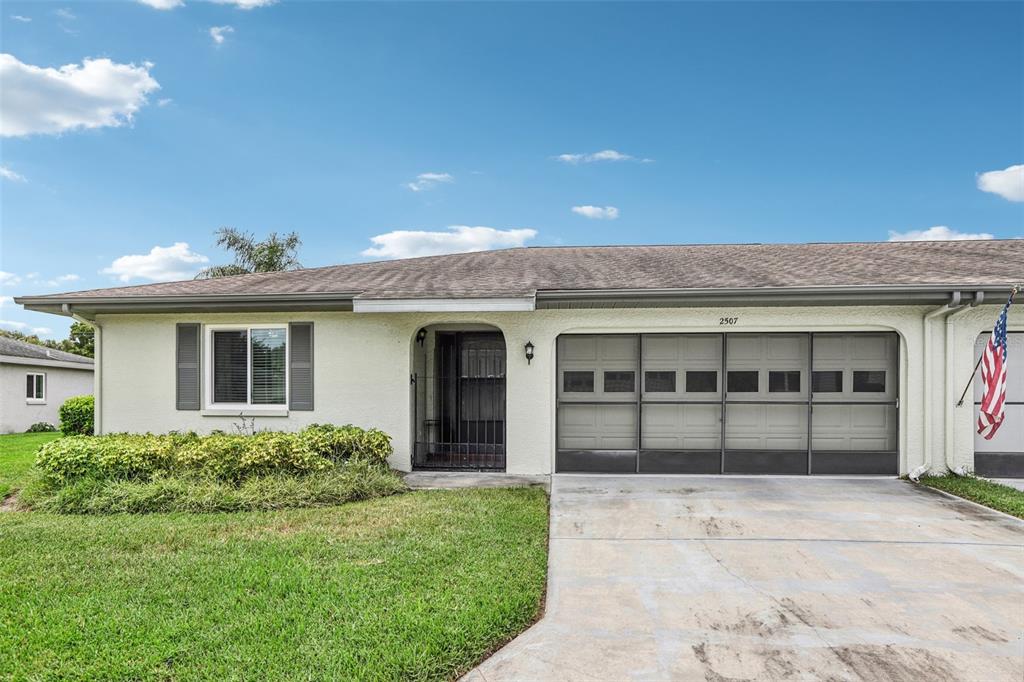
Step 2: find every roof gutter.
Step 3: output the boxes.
[17,292,360,315]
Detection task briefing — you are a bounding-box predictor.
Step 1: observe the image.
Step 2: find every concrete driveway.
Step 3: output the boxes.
[467,476,1024,681]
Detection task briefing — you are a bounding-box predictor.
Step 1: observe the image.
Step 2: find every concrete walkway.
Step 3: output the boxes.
[466,475,1024,681]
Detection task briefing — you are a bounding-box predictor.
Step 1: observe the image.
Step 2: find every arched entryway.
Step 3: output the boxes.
[411,324,507,470]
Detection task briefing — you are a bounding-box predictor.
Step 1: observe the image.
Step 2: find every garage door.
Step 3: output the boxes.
[974,332,1024,477]
[556,332,899,475]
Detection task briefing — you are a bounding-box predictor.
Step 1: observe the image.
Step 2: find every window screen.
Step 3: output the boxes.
[727,371,758,393]
[768,370,801,393]
[563,371,594,393]
[604,371,635,393]
[645,371,676,393]
[251,328,287,405]
[685,371,717,393]
[26,374,44,400]
[812,371,843,393]
[853,370,886,392]
[213,330,249,403]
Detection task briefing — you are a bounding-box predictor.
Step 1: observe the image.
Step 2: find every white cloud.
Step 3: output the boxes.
[43,273,80,287]
[54,8,75,21]
[362,226,537,259]
[977,164,1024,202]
[157,98,173,107]
[887,226,995,242]
[571,205,619,220]
[406,172,454,192]
[137,0,185,9]
[555,149,651,164]
[102,242,209,282]
[0,54,161,137]
[0,296,12,307]
[212,0,277,8]
[0,165,26,182]
[10,15,31,22]
[0,271,22,286]
[209,25,234,45]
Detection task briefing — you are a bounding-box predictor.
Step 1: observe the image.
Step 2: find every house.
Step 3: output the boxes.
[0,336,94,434]
[15,239,1024,477]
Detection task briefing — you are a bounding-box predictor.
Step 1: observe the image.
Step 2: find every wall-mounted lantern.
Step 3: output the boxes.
[416,328,428,346]
[524,341,535,365]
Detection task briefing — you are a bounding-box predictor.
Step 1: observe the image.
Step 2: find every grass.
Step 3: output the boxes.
[920,475,1024,519]
[0,431,61,499]
[0,486,549,680]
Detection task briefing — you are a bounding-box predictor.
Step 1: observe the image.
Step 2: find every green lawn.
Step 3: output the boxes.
[921,475,1024,519]
[0,431,61,499]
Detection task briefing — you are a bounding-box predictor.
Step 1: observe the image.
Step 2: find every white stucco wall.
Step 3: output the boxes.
[94,303,1011,475]
[0,362,94,433]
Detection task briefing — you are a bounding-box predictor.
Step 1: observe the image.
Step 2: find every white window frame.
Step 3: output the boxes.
[26,372,46,403]
[205,324,289,411]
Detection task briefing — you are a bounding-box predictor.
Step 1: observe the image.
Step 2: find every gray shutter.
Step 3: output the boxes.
[176,323,201,410]
[289,322,314,410]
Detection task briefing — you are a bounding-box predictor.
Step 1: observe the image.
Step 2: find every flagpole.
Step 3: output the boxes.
[955,284,1020,407]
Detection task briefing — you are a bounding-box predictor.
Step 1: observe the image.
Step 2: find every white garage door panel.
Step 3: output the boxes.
[974,333,1023,454]
[812,404,896,451]
[642,404,721,450]
[725,404,807,450]
[558,404,637,450]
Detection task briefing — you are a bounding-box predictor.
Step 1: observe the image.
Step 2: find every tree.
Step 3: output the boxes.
[194,228,303,279]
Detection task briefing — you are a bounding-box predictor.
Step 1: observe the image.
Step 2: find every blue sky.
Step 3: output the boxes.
[1,0,1022,338]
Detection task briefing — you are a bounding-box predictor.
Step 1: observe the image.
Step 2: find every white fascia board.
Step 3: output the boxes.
[0,355,94,371]
[353,297,536,313]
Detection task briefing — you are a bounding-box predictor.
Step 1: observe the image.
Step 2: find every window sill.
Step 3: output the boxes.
[26,399,46,405]
[201,409,289,418]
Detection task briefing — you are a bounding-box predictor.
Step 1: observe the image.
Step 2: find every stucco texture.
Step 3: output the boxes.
[1,362,94,433]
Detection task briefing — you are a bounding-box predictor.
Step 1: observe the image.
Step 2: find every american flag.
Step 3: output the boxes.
[977,290,1016,440]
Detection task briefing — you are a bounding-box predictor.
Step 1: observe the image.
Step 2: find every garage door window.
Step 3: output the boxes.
[727,371,758,393]
[686,370,717,393]
[768,370,801,393]
[853,371,886,392]
[604,371,635,392]
[563,371,594,393]
[645,371,676,393]
[812,371,843,393]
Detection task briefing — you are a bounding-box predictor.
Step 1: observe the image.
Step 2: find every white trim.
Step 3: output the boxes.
[26,371,46,403]
[353,297,536,313]
[0,354,93,371]
[204,324,289,411]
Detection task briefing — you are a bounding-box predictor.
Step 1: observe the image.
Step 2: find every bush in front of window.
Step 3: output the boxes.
[34,425,394,485]
[58,395,94,436]
[26,422,57,433]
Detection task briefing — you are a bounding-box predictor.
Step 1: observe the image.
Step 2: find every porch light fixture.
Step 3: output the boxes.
[416,328,428,346]
[524,341,535,365]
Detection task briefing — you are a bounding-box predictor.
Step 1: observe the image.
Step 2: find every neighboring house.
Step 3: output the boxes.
[15,239,1024,477]
[0,336,94,434]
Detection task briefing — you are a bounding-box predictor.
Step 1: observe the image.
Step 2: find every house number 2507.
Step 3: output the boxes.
[719,317,739,325]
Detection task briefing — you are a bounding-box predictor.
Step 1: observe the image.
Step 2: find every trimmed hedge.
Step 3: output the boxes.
[35,424,393,485]
[58,395,94,436]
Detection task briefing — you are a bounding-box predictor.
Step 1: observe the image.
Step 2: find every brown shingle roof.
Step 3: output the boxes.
[17,239,1024,302]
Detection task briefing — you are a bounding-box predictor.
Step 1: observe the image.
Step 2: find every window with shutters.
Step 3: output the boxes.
[206,325,288,408]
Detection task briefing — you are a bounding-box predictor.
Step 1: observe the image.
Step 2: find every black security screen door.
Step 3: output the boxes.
[413,331,506,470]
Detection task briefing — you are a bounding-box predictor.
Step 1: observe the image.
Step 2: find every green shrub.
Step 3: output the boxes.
[26,422,57,433]
[34,425,394,485]
[58,395,94,435]
[21,461,407,514]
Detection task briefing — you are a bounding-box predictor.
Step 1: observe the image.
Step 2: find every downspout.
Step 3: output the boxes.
[910,291,965,482]
[63,304,102,435]
[943,291,983,475]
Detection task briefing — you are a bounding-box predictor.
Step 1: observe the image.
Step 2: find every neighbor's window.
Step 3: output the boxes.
[210,326,287,406]
[853,370,886,393]
[26,373,45,401]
